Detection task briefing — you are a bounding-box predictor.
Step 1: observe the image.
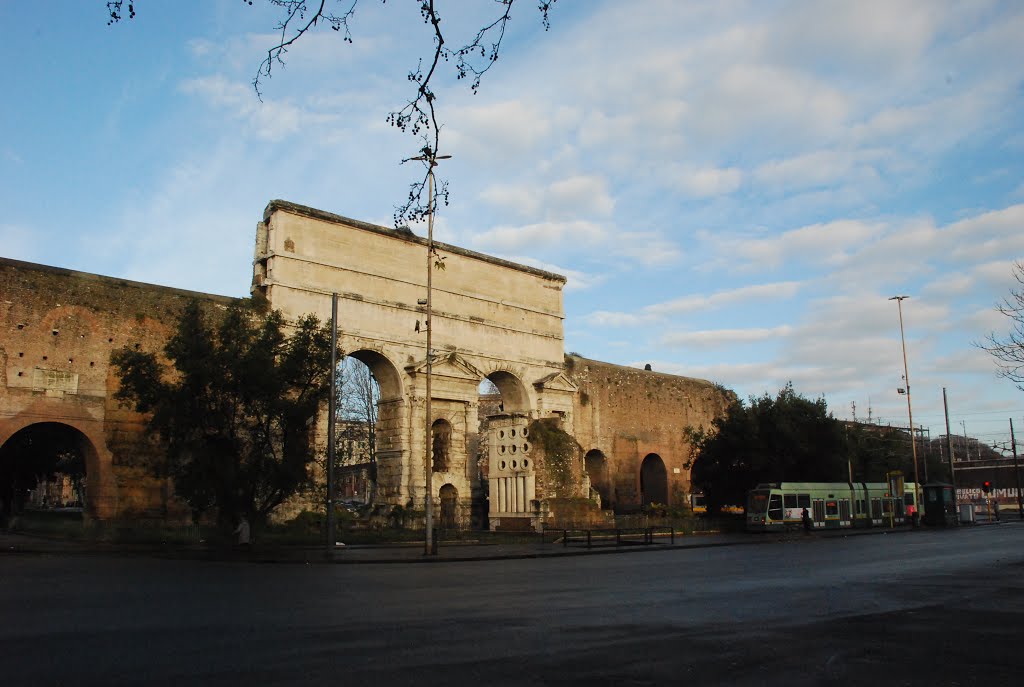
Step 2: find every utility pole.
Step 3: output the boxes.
[1011,418,1023,520]
[943,387,956,511]
[326,292,338,556]
[407,148,450,556]
[889,295,921,513]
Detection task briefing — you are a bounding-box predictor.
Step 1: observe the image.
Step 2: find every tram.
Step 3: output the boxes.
[746,481,919,531]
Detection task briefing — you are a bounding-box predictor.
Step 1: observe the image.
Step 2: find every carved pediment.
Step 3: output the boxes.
[533,371,578,393]
[406,351,485,381]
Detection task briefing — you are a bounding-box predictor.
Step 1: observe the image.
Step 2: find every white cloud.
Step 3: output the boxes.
[470,220,607,253]
[478,174,613,221]
[583,280,803,328]
[661,325,793,348]
[673,166,743,198]
[179,75,338,141]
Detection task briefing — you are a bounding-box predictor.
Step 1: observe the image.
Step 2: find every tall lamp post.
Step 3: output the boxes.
[408,149,450,556]
[889,295,921,516]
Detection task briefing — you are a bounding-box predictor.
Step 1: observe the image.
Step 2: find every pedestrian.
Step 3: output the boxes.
[801,507,812,533]
[234,516,251,549]
[993,500,1000,522]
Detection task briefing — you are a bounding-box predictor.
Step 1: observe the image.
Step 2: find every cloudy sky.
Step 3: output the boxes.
[3,1,1023,448]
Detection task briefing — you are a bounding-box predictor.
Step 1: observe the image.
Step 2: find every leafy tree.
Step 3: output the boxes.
[105,0,557,226]
[687,384,847,512]
[111,300,336,528]
[979,260,1024,391]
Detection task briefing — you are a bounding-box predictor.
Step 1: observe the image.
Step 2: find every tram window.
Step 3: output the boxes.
[768,494,783,520]
[904,493,914,506]
[783,494,797,508]
[857,499,866,514]
[825,501,838,517]
[882,499,893,514]
[797,494,810,508]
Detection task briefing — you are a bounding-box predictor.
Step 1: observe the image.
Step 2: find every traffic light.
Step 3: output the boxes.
[982,481,992,494]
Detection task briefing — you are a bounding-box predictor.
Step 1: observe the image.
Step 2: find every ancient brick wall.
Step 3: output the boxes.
[0,257,236,521]
[565,355,735,511]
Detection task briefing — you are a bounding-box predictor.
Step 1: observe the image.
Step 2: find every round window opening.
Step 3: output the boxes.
[522,443,529,453]
[510,445,517,454]
[499,460,507,470]
[511,460,518,469]
[522,458,529,468]
[510,429,517,438]
[499,430,505,438]
[499,445,506,454]
[522,427,529,437]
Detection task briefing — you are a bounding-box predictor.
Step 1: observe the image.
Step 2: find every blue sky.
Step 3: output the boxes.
[3,1,1024,448]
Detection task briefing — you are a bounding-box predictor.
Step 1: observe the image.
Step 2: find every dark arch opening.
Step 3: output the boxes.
[0,423,93,522]
[640,453,668,508]
[439,483,458,529]
[584,449,612,509]
[431,419,453,473]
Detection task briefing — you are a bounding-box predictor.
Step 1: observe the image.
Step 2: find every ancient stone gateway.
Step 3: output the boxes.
[1,200,735,529]
[253,201,578,528]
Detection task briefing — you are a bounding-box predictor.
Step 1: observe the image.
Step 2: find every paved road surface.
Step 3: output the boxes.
[3,524,1021,686]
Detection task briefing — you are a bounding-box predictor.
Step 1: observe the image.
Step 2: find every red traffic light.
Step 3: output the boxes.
[982,481,992,494]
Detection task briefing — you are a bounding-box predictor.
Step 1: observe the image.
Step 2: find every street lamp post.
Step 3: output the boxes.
[889,295,921,518]
[408,149,450,556]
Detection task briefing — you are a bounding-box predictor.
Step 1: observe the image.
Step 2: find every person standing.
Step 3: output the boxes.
[234,516,251,549]
[801,507,812,533]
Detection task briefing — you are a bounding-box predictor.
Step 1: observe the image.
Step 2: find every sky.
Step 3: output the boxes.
[3,0,1024,450]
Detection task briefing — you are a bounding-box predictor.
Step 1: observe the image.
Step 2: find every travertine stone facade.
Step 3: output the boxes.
[253,201,576,523]
[0,257,236,520]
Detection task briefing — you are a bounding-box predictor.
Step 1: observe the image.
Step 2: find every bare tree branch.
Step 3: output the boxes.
[978,260,1024,391]
[106,1,557,229]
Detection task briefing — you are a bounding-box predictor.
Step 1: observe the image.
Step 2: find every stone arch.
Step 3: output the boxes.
[0,422,99,519]
[482,369,531,414]
[439,483,458,529]
[431,418,453,473]
[346,349,403,402]
[640,453,668,507]
[584,449,611,509]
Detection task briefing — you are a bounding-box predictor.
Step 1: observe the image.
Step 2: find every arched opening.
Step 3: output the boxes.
[479,370,530,415]
[431,419,453,473]
[0,423,94,523]
[584,449,611,509]
[336,351,399,505]
[334,356,382,504]
[640,454,668,508]
[439,483,458,529]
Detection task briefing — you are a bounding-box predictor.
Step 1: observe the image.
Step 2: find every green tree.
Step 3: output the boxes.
[688,384,847,512]
[111,300,336,528]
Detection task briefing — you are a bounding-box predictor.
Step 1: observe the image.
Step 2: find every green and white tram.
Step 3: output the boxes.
[746,481,920,531]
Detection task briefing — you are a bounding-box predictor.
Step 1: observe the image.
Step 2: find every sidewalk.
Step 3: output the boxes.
[0,529,759,564]
[7,521,1011,564]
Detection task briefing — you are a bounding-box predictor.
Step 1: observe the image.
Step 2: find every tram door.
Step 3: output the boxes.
[812,499,825,527]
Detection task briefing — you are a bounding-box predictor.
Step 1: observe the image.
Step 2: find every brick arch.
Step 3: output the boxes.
[0,416,107,519]
[640,453,668,507]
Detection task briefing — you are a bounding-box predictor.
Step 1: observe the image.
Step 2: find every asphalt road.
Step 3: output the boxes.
[3,524,1022,686]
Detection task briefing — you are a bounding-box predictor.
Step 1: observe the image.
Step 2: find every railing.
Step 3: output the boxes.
[559,526,675,549]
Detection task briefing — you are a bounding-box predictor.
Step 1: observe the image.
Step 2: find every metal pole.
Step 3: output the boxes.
[327,292,338,554]
[424,164,435,556]
[943,387,957,512]
[890,296,921,513]
[1011,418,1023,520]
[406,149,449,556]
